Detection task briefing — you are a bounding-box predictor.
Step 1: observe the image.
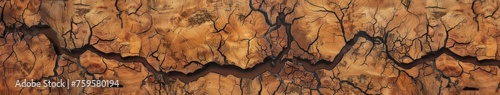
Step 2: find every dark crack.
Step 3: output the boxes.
[463,86,479,91]
[4,14,500,87]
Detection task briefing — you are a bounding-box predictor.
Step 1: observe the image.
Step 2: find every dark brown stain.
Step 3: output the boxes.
[76,8,91,15]
[85,63,105,73]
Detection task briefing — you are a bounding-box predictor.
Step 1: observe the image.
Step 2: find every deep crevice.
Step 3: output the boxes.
[9,25,500,84]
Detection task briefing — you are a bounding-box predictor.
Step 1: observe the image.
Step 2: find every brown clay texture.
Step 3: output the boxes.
[1,0,500,94]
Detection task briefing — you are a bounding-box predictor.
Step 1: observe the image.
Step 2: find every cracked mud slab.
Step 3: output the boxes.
[1,0,500,94]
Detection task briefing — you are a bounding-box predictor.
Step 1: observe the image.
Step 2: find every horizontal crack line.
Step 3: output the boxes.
[7,25,500,83]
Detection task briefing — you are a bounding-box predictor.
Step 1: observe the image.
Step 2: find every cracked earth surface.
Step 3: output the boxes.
[1,0,500,94]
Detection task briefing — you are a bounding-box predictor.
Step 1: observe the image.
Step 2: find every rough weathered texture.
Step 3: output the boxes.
[1,0,500,94]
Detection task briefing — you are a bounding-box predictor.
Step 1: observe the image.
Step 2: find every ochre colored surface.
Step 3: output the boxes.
[1,0,500,94]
